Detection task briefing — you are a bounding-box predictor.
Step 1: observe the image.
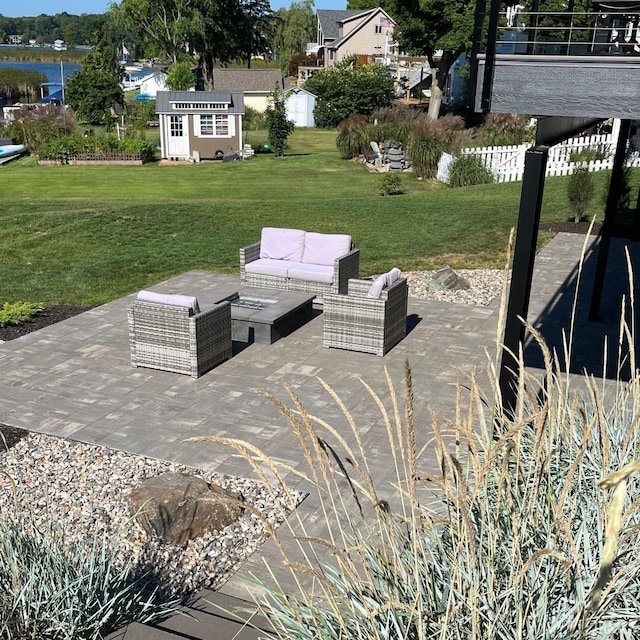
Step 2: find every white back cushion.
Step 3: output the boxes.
[302,232,351,266]
[137,290,200,314]
[367,267,402,299]
[260,227,305,261]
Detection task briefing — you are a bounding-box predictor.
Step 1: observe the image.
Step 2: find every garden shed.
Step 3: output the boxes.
[284,87,316,128]
[156,90,244,161]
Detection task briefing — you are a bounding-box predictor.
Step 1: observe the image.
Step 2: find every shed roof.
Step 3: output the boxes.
[213,69,283,93]
[155,91,245,114]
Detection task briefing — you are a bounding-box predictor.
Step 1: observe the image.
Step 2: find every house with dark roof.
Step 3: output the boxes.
[212,69,284,112]
[156,90,245,161]
[316,8,397,68]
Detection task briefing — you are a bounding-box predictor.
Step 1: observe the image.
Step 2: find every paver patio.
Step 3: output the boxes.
[0,232,637,639]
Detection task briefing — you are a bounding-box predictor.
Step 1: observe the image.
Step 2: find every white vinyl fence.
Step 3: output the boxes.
[438,132,640,184]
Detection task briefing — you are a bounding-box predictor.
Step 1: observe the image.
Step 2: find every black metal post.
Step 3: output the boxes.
[468,0,487,111]
[499,146,549,413]
[589,118,631,321]
[481,0,502,113]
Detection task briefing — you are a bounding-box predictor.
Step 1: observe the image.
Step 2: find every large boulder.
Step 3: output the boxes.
[128,472,244,546]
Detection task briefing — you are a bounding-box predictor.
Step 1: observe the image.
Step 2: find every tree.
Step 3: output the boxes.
[65,31,124,125]
[238,0,274,68]
[113,0,200,65]
[270,1,315,72]
[265,84,294,156]
[304,57,395,128]
[190,0,246,90]
[165,61,195,90]
[379,0,475,118]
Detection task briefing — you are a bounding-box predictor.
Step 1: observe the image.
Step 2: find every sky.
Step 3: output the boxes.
[0,0,348,17]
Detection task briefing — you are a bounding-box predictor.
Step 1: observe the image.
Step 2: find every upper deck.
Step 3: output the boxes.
[473,5,640,118]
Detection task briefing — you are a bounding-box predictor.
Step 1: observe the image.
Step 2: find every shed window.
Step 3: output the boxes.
[197,114,232,137]
[169,115,183,137]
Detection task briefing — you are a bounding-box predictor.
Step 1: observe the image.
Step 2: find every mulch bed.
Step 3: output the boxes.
[0,305,91,450]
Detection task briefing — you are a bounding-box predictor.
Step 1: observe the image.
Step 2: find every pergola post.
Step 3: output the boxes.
[499,146,549,412]
[589,118,632,320]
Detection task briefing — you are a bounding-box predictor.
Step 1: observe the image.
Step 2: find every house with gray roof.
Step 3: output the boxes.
[212,69,284,112]
[316,8,397,68]
[156,90,245,162]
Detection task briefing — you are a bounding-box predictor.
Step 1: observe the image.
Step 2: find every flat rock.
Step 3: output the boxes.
[128,472,244,546]
[428,266,469,292]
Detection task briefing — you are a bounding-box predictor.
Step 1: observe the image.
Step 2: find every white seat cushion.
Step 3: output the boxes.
[137,290,200,314]
[260,227,305,261]
[367,267,402,299]
[301,232,351,266]
[288,263,334,284]
[244,258,292,278]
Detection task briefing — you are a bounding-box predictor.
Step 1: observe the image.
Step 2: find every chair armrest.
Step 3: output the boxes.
[334,248,360,294]
[347,277,408,301]
[192,300,231,326]
[239,241,261,272]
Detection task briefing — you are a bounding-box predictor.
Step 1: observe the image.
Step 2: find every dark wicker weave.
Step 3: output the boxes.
[322,278,408,356]
[239,241,360,299]
[128,300,232,378]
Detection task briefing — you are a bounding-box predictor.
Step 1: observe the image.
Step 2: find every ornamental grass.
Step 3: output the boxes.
[194,241,640,639]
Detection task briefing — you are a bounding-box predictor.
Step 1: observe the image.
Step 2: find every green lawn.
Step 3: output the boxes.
[0,129,625,305]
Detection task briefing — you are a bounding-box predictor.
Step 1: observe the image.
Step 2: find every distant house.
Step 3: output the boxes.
[53,39,67,51]
[284,87,316,127]
[139,71,169,98]
[156,90,245,161]
[212,69,284,113]
[8,35,22,45]
[316,8,397,68]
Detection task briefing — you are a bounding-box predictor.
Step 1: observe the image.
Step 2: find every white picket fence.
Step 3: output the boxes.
[452,132,640,184]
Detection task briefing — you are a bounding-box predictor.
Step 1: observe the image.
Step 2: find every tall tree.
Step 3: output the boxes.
[383,0,475,118]
[112,0,200,65]
[238,0,274,68]
[65,23,124,124]
[271,1,315,73]
[190,0,246,89]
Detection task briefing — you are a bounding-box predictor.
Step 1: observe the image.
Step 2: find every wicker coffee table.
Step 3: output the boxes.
[228,288,315,344]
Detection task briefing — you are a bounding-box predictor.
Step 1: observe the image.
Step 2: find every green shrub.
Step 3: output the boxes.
[449,154,494,187]
[1,104,75,154]
[38,133,155,163]
[0,301,43,327]
[336,114,369,159]
[0,517,181,639]
[376,173,402,196]
[570,145,610,163]
[481,113,532,146]
[244,105,267,131]
[407,115,464,179]
[567,166,596,223]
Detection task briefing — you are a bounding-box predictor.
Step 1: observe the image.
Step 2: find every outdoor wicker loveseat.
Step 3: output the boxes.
[128,290,232,378]
[240,227,360,299]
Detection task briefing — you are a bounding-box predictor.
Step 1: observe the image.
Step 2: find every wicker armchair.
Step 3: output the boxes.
[322,277,408,356]
[128,300,232,378]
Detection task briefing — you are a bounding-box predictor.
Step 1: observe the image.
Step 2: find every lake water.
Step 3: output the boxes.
[0,60,82,83]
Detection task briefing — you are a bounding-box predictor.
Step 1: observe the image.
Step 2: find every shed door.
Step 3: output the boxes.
[293,95,308,127]
[167,115,189,157]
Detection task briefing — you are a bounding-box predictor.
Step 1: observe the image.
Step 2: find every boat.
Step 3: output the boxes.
[0,144,27,160]
[40,82,65,105]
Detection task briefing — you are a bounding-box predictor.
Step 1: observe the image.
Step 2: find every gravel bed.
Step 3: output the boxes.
[401,268,508,307]
[0,433,300,597]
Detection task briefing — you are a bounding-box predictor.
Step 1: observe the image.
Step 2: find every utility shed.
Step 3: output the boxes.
[156,90,245,161]
[284,87,317,127]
